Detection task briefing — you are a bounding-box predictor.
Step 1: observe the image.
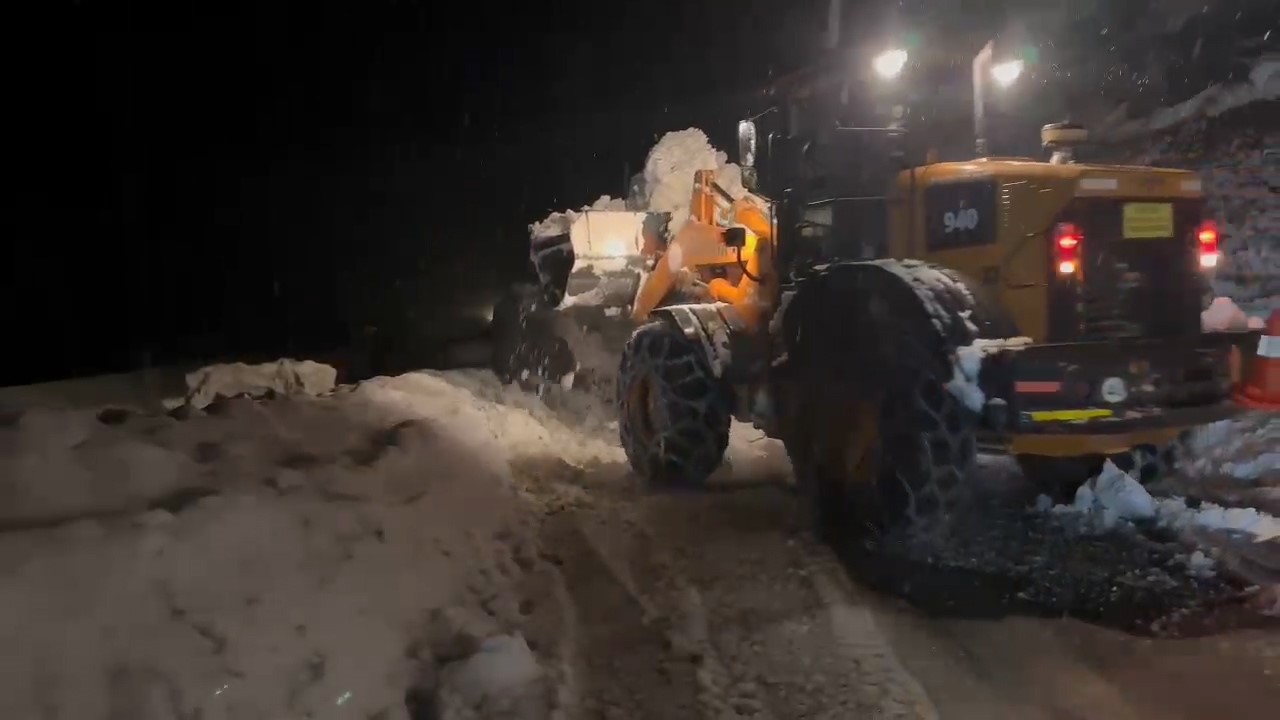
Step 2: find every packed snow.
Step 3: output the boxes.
[1178,417,1280,484]
[947,337,1033,413]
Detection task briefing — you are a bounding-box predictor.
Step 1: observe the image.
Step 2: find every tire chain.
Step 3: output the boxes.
[617,322,730,487]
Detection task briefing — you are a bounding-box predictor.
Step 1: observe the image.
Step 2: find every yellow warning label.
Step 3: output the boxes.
[1027,409,1114,422]
[1122,202,1174,239]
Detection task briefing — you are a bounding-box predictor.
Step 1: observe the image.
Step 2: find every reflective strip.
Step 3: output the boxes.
[1259,334,1280,359]
[1079,177,1118,191]
[1180,179,1203,192]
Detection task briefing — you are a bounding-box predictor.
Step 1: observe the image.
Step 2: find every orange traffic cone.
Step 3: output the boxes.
[1233,309,1280,410]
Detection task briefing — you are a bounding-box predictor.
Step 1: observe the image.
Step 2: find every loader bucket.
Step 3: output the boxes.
[494,211,668,401]
[531,210,666,308]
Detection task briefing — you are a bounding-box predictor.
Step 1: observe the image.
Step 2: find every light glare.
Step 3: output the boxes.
[991,59,1024,87]
[873,49,908,79]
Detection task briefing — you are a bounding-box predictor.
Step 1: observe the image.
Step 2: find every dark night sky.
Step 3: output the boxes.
[3,0,834,385]
[3,0,1271,385]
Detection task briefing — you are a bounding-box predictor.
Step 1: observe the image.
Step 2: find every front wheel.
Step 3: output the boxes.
[617,320,730,487]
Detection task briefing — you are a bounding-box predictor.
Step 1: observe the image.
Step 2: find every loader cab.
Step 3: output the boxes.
[737,103,913,277]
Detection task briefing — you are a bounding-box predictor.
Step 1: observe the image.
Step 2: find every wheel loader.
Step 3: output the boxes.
[493,41,1254,537]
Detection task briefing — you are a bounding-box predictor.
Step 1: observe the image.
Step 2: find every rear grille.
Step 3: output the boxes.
[1075,200,1206,340]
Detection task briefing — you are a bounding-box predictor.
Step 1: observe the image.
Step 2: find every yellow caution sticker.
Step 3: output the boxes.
[1027,408,1114,422]
[1122,202,1174,239]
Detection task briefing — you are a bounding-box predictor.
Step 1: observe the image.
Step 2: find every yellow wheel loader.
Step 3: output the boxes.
[494,40,1255,537]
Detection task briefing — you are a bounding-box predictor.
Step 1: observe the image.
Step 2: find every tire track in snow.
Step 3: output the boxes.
[526,452,938,719]
[633,487,938,719]
[539,510,704,719]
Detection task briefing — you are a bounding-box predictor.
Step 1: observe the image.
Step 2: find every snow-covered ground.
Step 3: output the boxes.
[0,363,790,719]
[1035,413,1280,592]
[0,368,595,719]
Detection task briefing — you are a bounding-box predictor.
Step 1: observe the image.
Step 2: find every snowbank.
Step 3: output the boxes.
[1040,415,1280,586]
[530,128,746,239]
[1178,416,1280,484]
[1052,459,1280,541]
[0,369,626,720]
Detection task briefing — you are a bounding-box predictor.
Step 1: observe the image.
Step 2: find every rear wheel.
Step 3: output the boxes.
[617,320,730,487]
[778,265,977,540]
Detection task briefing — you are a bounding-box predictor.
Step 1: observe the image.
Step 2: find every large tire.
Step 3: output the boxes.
[776,263,977,540]
[617,320,730,487]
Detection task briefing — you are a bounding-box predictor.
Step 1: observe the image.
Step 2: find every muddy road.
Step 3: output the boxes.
[507,434,1280,720]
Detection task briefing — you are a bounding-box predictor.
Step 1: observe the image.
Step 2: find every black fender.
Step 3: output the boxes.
[651,302,745,379]
[861,259,1019,345]
[778,260,1022,421]
[782,260,1018,351]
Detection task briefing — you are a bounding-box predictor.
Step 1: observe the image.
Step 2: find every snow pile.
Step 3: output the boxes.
[181,359,337,410]
[530,128,746,239]
[1178,416,1280,484]
[1055,461,1159,530]
[1050,460,1280,542]
[0,368,627,720]
[947,337,1034,413]
[635,128,746,234]
[1201,296,1268,331]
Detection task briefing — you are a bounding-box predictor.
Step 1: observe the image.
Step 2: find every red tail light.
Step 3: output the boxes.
[1197,219,1219,269]
[1054,222,1082,275]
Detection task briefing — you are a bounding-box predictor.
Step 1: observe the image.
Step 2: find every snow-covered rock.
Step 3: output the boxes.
[183,359,337,410]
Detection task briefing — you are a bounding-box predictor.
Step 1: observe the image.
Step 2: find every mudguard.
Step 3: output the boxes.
[652,303,745,379]
[782,259,1018,351]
